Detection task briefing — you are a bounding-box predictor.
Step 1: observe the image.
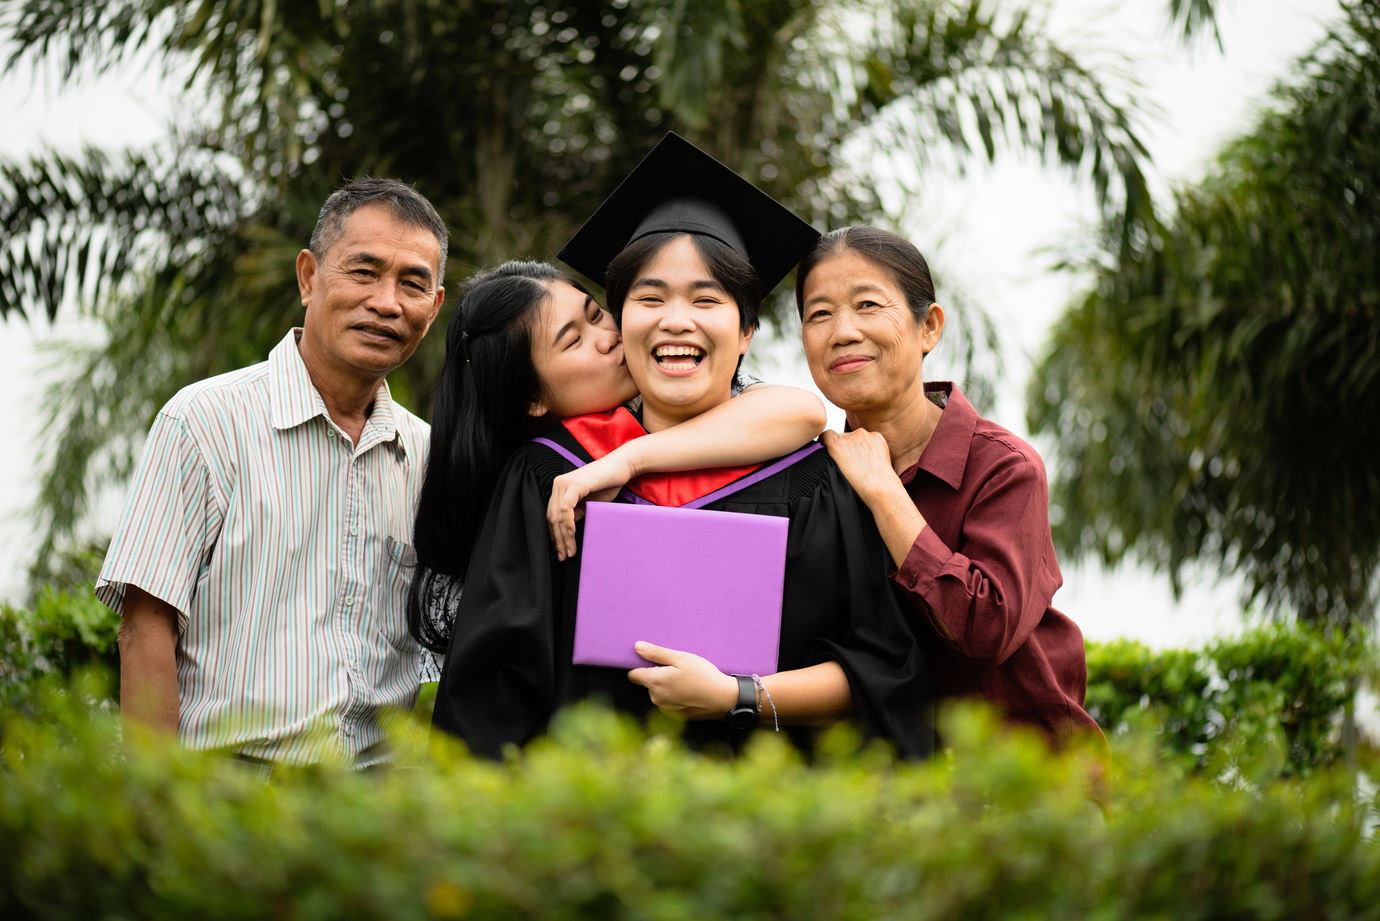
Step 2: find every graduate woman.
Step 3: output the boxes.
[795,226,1104,750]
[425,135,931,759]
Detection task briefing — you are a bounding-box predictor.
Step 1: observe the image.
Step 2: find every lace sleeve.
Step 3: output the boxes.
[731,369,764,396]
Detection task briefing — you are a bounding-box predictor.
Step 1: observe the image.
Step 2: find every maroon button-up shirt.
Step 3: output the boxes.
[889,382,1104,747]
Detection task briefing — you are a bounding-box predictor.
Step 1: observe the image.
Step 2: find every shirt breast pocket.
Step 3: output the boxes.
[380,536,419,648]
[385,535,418,580]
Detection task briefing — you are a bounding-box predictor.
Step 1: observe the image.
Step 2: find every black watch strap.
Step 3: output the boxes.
[725,674,760,730]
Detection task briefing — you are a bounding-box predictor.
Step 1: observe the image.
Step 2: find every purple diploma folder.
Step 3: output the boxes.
[573,501,788,676]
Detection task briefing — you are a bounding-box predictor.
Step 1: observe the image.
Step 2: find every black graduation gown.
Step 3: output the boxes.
[432,424,934,759]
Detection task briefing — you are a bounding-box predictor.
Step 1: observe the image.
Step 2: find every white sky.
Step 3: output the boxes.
[0,0,1342,651]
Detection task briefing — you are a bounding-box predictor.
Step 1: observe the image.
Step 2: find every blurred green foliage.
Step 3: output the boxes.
[0,583,119,715]
[4,593,1377,916]
[2,684,1379,920]
[1029,0,1380,628]
[1,543,115,715]
[1086,623,1373,777]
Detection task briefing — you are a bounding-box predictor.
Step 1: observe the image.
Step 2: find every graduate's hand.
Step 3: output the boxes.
[546,459,630,561]
[821,428,902,502]
[627,641,739,721]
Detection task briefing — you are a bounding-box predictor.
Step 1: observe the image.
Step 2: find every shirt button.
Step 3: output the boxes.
[327,429,335,438]
[344,595,354,606]
[908,575,918,589]
[349,526,358,536]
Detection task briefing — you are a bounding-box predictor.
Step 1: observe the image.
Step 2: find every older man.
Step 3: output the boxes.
[99,178,446,767]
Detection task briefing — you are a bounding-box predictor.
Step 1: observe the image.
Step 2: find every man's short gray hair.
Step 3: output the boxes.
[310,178,450,282]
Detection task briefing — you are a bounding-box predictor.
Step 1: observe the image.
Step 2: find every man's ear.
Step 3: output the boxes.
[296,249,319,308]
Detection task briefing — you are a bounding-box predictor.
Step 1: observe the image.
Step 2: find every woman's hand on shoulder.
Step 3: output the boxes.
[546,456,632,560]
[821,428,900,501]
[627,642,738,721]
[823,428,930,568]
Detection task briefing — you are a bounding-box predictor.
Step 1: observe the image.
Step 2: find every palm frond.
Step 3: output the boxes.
[864,0,1152,247]
[0,145,241,321]
[1165,0,1222,50]
[3,0,163,80]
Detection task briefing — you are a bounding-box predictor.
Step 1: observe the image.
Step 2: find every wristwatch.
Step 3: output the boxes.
[725,674,760,730]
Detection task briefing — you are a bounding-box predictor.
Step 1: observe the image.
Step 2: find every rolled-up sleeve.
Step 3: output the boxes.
[95,412,218,631]
[890,450,1057,672]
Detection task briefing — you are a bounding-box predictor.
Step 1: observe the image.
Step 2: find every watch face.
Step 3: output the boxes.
[725,708,759,731]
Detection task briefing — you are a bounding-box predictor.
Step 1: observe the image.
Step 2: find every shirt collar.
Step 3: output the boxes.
[359,380,405,458]
[268,329,405,456]
[269,330,323,431]
[898,381,977,490]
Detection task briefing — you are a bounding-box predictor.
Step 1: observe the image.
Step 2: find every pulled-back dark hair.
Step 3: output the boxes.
[604,232,763,335]
[795,225,936,322]
[407,260,575,654]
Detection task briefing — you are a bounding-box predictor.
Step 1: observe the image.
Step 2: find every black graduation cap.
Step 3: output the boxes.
[558,132,821,294]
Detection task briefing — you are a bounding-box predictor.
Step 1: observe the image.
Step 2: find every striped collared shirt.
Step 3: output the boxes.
[96,329,429,766]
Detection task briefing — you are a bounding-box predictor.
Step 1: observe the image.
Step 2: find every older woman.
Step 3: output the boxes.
[796,225,1103,749]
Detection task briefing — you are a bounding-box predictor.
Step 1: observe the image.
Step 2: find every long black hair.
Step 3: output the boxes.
[407,260,575,654]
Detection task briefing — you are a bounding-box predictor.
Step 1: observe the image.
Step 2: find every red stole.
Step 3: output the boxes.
[562,408,762,508]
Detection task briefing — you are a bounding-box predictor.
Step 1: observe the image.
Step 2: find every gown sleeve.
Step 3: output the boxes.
[431,447,565,759]
[776,461,934,759]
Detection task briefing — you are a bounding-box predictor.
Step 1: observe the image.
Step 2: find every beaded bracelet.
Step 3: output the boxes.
[749,673,779,731]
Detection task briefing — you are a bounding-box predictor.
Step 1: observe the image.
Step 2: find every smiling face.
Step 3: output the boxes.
[800,249,944,417]
[528,281,638,420]
[296,203,445,385]
[618,235,754,432]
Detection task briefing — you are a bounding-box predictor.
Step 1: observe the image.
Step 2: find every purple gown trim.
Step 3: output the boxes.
[528,437,823,508]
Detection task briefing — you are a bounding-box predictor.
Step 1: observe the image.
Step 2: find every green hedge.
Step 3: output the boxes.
[1,584,119,716]
[2,682,1379,920]
[1086,623,1371,775]
[1,603,1376,917]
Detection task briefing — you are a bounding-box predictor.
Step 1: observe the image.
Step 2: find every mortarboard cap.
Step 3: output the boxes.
[558,132,821,293]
